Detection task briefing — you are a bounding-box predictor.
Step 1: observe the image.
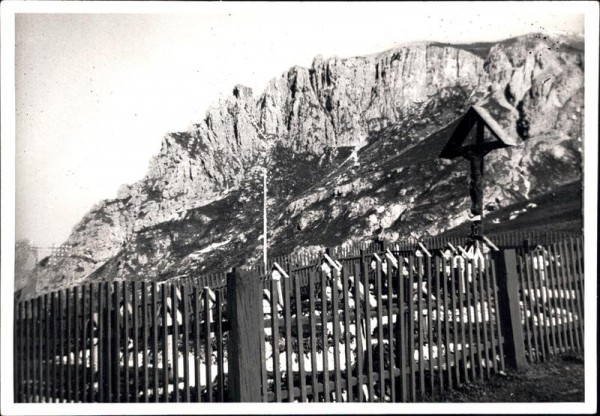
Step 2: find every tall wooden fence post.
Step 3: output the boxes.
[227,268,262,402]
[494,249,527,369]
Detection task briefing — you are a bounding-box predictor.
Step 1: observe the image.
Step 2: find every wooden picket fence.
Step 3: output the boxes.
[13,281,228,403]
[258,252,505,402]
[14,234,584,403]
[514,237,584,362]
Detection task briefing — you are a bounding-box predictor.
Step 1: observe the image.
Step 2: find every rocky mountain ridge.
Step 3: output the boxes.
[24,33,584,297]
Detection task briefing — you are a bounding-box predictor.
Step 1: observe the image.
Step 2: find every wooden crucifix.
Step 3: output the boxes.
[439,105,519,249]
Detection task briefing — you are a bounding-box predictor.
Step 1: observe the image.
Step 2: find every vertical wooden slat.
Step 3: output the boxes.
[375,260,385,401]
[408,256,416,401]
[113,282,121,402]
[426,257,434,396]
[58,292,64,403]
[124,282,131,402]
[456,261,468,384]
[80,288,87,403]
[172,285,179,402]
[25,300,30,403]
[490,259,505,372]
[259,285,267,403]
[548,244,567,352]
[295,273,308,403]
[104,284,111,402]
[331,269,342,402]
[283,277,294,402]
[203,289,212,402]
[142,282,150,402]
[478,257,490,379]
[416,257,425,398]
[571,238,585,348]
[151,282,159,402]
[363,260,374,402]
[270,277,281,402]
[216,290,225,401]
[193,286,201,402]
[34,297,40,403]
[87,286,94,403]
[534,249,551,358]
[45,294,52,403]
[97,284,104,402]
[442,257,453,391]
[450,261,461,387]
[483,256,501,378]
[386,260,396,402]
[466,259,476,381]
[130,282,139,402]
[396,255,407,402]
[72,287,79,402]
[180,285,190,402]
[530,251,546,361]
[26,299,32,403]
[435,257,444,396]
[321,270,330,402]
[51,293,57,403]
[472,259,483,382]
[308,272,318,401]
[14,301,20,402]
[161,285,169,402]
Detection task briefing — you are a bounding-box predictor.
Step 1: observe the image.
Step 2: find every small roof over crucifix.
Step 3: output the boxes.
[438,105,519,159]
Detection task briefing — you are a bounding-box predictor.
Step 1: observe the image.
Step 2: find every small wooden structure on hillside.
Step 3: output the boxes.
[439,105,519,248]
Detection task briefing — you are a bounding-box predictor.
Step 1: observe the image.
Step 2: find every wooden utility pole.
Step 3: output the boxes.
[263,168,267,269]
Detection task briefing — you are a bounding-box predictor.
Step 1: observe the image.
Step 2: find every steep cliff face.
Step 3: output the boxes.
[29,33,583,296]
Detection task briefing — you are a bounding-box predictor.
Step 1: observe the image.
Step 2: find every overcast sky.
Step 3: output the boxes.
[12,2,585,248]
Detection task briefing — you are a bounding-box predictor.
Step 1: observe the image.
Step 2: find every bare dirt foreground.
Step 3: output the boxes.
[429,353,585,402]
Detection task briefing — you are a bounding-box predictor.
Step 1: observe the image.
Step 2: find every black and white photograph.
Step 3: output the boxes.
[1,1,597,413]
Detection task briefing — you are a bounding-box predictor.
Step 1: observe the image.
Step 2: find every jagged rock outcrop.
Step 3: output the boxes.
[27,33,583,297]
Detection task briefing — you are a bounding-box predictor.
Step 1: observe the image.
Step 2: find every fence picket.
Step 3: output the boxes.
[353,264,364,402]
[270,277,281,402]
[294,273,308,403]
[363,259,374,402]
[387,260,396,402]
[142,282,150,402]
[161,284,168,402]
[281,276,293,402]
[425,257,434,395]
[434,257,444,396]
[308,271,318,401]
[204,288,213,402]
[193,286,201,402]
[342,266,358,402]
[375,260,385,401]
[408,256,416,400]
[457,261,468,385]
[566,239,583,351]
[442,257,453,391]
[216,289,225,402]
[171,284,179,403]
[472,259,483,382]
[478,258,490,380]
[490,259,505,372]
[321,270,330,402]
[396,254,410,402]
[332,268,343,402]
